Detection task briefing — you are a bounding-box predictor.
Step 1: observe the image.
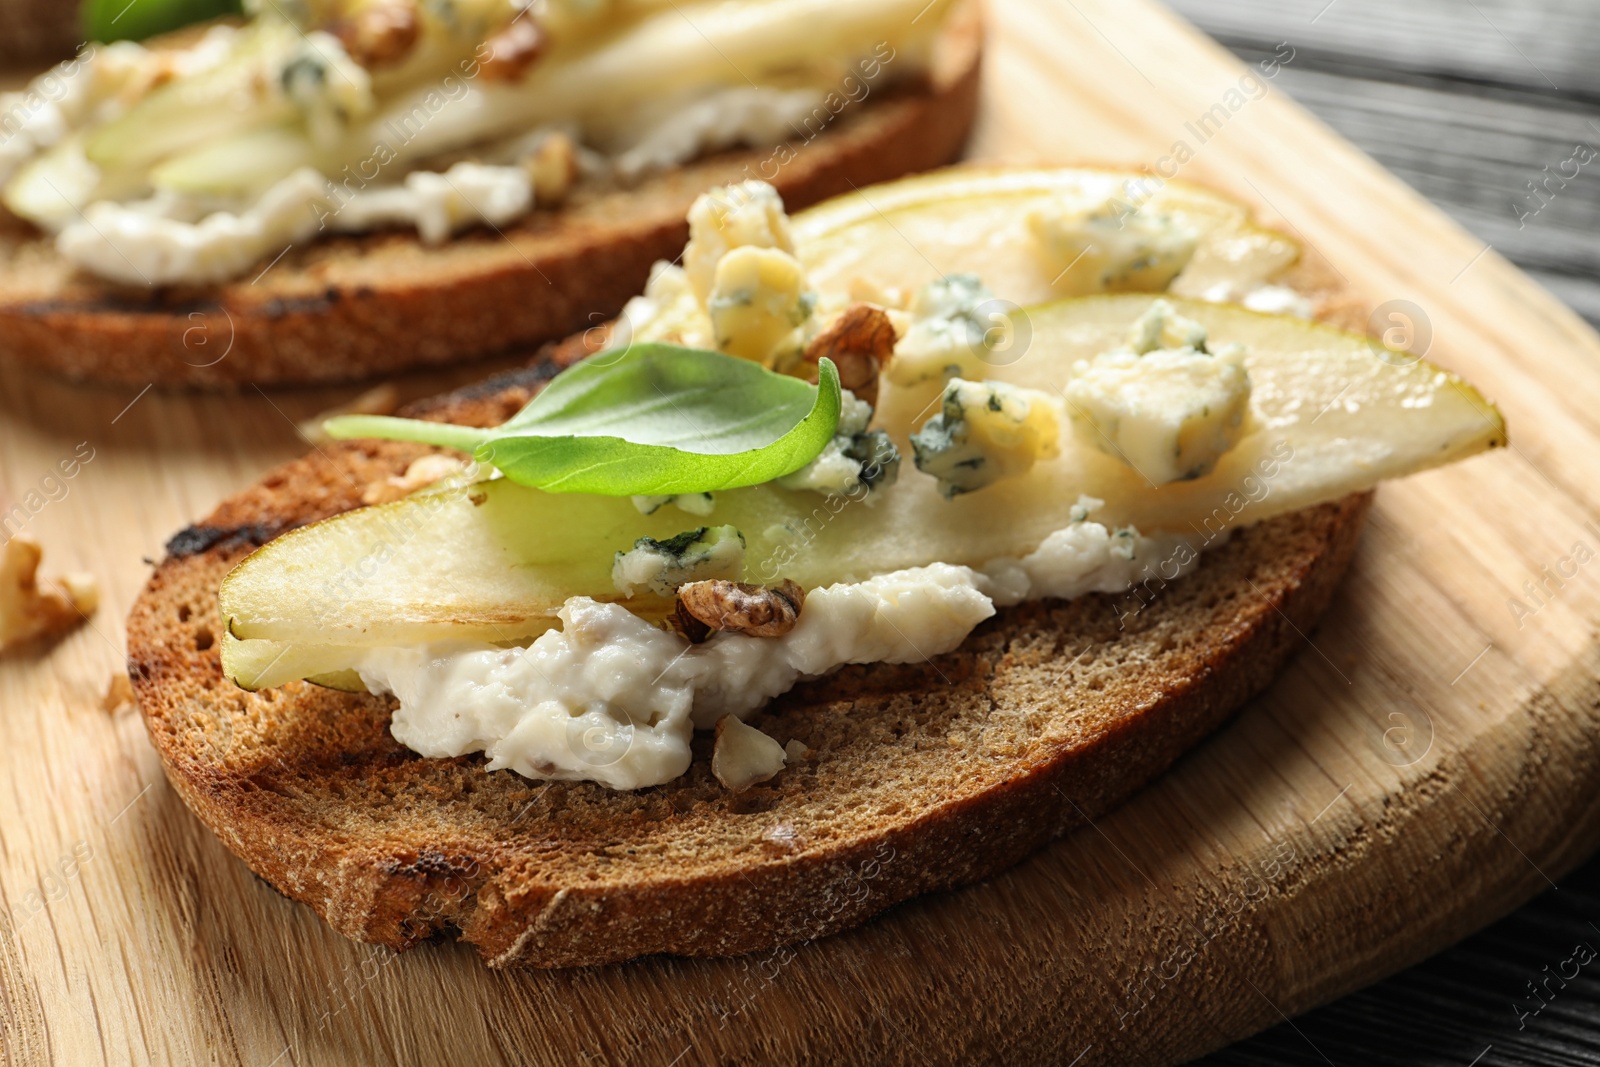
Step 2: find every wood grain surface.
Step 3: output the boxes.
[1171,3,1600,1062]
[1168,0,1600,328]
[2,1,1597,1064]
[0,0,80,66]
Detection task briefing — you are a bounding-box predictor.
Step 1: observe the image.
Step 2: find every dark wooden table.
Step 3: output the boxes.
[1170,1,1600,1062]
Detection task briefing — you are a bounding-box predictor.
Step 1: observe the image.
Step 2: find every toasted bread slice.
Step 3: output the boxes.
[0,4,981,389]
[129,346,1371,967]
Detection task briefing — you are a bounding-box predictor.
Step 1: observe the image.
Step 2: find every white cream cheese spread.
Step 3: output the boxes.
[0,29,238,186]
[354,499,1202,790]
[609,86,830,181]
[59,162,532,286]
[357,562,997,790]
[50,83,845,286]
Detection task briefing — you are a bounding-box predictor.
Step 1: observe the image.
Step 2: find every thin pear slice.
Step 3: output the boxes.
[151,126,322,198]
[83,23,305,176]
[220,629,383,691]
[110,0,962,202]
[3,137,100,233]
[792,167,1301,307]
[221,295,1504,688]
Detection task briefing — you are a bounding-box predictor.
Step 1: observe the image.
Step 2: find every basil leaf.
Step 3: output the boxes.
[85,0,243,43]
[324,344,842,496]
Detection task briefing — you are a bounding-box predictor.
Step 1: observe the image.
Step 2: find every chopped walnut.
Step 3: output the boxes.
[0,538,98,651]
[666,605,711,644]
[675,578,804,639]
[525,133,578,205]
[801,304,897,407]
[712,715,788,791]
[298,383,400,445]
[102,673,135,714]
[330,0,421,67]
[479,18,546,82]
[362,453,467,506]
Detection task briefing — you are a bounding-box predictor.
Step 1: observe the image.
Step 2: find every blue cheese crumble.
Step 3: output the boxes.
[777,390,900,497]
[706,245,817,365]
[631,492,716,517]
[1125,298,1210,355]
[612,525,745,598]
[910,378,1061,498]
[620,180,817,367]
[683,180,799,305]
[1029,195,1200,292]
[1065,300,1251,485]
[888,274,1008,386]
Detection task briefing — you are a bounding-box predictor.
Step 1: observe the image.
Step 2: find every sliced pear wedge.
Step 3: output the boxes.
[3,138,100,233]
[220,295,1504,689]
[83,23,305,177]
[151,126,323,198]
[792,167,1301,306]
[220,630,383,691]
[348,0,962,176]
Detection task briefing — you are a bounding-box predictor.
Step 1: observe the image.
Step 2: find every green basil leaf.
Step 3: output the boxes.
[324,344,842,496]
[85,0,243,43]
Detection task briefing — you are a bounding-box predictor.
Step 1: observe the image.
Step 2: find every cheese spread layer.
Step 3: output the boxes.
[357,506,1200,790]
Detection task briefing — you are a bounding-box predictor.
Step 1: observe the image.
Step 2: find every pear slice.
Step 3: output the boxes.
[220,295,1504,689]
[345,0,962,177]
[220,628,378,692]
[791,167,1301,307]
[82,23,305,177]
[151,126,322,199]
[2,137,101,234]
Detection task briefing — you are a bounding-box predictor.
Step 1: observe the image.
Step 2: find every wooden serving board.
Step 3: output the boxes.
[2,1,1596,1063]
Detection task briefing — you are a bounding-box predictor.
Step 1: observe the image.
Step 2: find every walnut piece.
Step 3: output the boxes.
[362,453,467,506]
[102,673,135,714]
[479,18,546,82]
[675,578,804,639]
[667,605,712,644]
[525,133,578,205]
[330,0,421,67]
[801,303,898,407]
[712,715,788,791]
[0,537,98,651]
